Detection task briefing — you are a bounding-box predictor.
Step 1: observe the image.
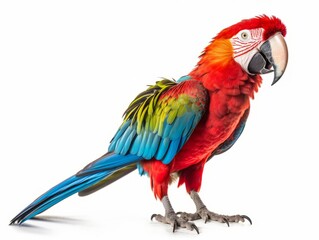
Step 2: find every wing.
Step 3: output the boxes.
[108,78,208,165]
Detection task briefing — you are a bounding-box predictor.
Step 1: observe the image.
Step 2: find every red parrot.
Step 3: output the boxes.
[10,15,288,233]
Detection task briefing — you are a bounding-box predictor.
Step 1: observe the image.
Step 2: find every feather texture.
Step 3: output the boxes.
[109,78,208,165]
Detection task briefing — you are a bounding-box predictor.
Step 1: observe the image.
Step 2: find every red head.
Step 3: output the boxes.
[190,15,288,94]
[215,15,286,40]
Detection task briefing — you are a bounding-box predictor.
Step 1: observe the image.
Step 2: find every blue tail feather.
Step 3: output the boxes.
[10,152,141,225]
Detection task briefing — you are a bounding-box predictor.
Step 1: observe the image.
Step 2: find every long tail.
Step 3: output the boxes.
[10,152,141,225]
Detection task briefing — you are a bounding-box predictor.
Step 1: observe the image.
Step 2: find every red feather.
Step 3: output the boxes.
[215,15,286,40]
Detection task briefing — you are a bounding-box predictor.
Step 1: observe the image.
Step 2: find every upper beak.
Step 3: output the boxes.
[248,33,288,85]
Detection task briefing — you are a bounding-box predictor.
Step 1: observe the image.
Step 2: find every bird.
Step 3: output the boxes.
[10,15,288,233]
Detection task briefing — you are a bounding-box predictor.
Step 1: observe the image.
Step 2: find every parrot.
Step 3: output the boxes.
[10,15,288,233]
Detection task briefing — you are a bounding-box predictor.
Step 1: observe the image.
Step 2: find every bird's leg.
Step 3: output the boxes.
[151,195,199,234]
[178,191,252,226]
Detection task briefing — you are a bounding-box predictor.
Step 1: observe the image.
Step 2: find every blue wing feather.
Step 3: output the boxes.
[162,138,181,164]
[109,121,131,151]
[137,130,148,157]
[155,137,170,160]
[162,119,174,138]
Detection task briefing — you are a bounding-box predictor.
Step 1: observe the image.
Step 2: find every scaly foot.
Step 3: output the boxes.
[152,196,199,233]
[151,212,199,233]
[177,207,252,226]
[181,191,252,226]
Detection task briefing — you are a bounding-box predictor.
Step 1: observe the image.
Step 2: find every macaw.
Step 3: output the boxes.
[10,15,288,233]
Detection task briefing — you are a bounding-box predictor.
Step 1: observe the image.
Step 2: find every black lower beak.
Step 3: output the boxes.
[247,33,288,85]
[248,42,273,75]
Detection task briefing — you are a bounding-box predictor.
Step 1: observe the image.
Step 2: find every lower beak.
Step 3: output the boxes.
[248,33,288,85]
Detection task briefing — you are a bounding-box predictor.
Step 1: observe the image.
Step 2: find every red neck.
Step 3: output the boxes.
[188,37,262,98]
[189,59,262,99]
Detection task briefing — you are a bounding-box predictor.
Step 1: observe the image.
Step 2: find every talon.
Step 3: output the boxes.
[151,214,157,221]
[204,215,210,224]
[222,217,230,227]
[172,219,178,233]
[176,211,182,215]
[241,215,252,225]
[192,224,199,234]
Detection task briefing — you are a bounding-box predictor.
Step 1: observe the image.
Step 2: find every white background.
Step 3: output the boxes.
[1,0,318,239]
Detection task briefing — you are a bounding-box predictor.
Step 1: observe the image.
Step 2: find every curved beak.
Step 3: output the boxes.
[248,33,288,85]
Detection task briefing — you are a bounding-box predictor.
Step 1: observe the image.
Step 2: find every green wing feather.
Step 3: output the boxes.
[123,79,177,134]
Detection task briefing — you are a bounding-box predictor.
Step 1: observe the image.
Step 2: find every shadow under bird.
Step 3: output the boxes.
[10,15,288,233]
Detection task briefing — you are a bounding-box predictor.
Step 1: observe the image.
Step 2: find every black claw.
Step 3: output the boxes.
[223,217,230,227]
[151,214,157,221]
[192,224,199,234]
[204,214,210,224]
[176,212,182,215]
[172,220,178,233]
[241,215,252,225]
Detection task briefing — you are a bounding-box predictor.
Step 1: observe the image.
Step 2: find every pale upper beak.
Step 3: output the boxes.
[247,33,288,85]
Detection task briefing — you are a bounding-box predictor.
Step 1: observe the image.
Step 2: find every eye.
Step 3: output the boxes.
[238,30,251,41]
[241,32,248,39]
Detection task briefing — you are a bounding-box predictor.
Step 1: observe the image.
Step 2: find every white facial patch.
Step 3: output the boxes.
[234,48,259,74]
[231,28,264,74]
